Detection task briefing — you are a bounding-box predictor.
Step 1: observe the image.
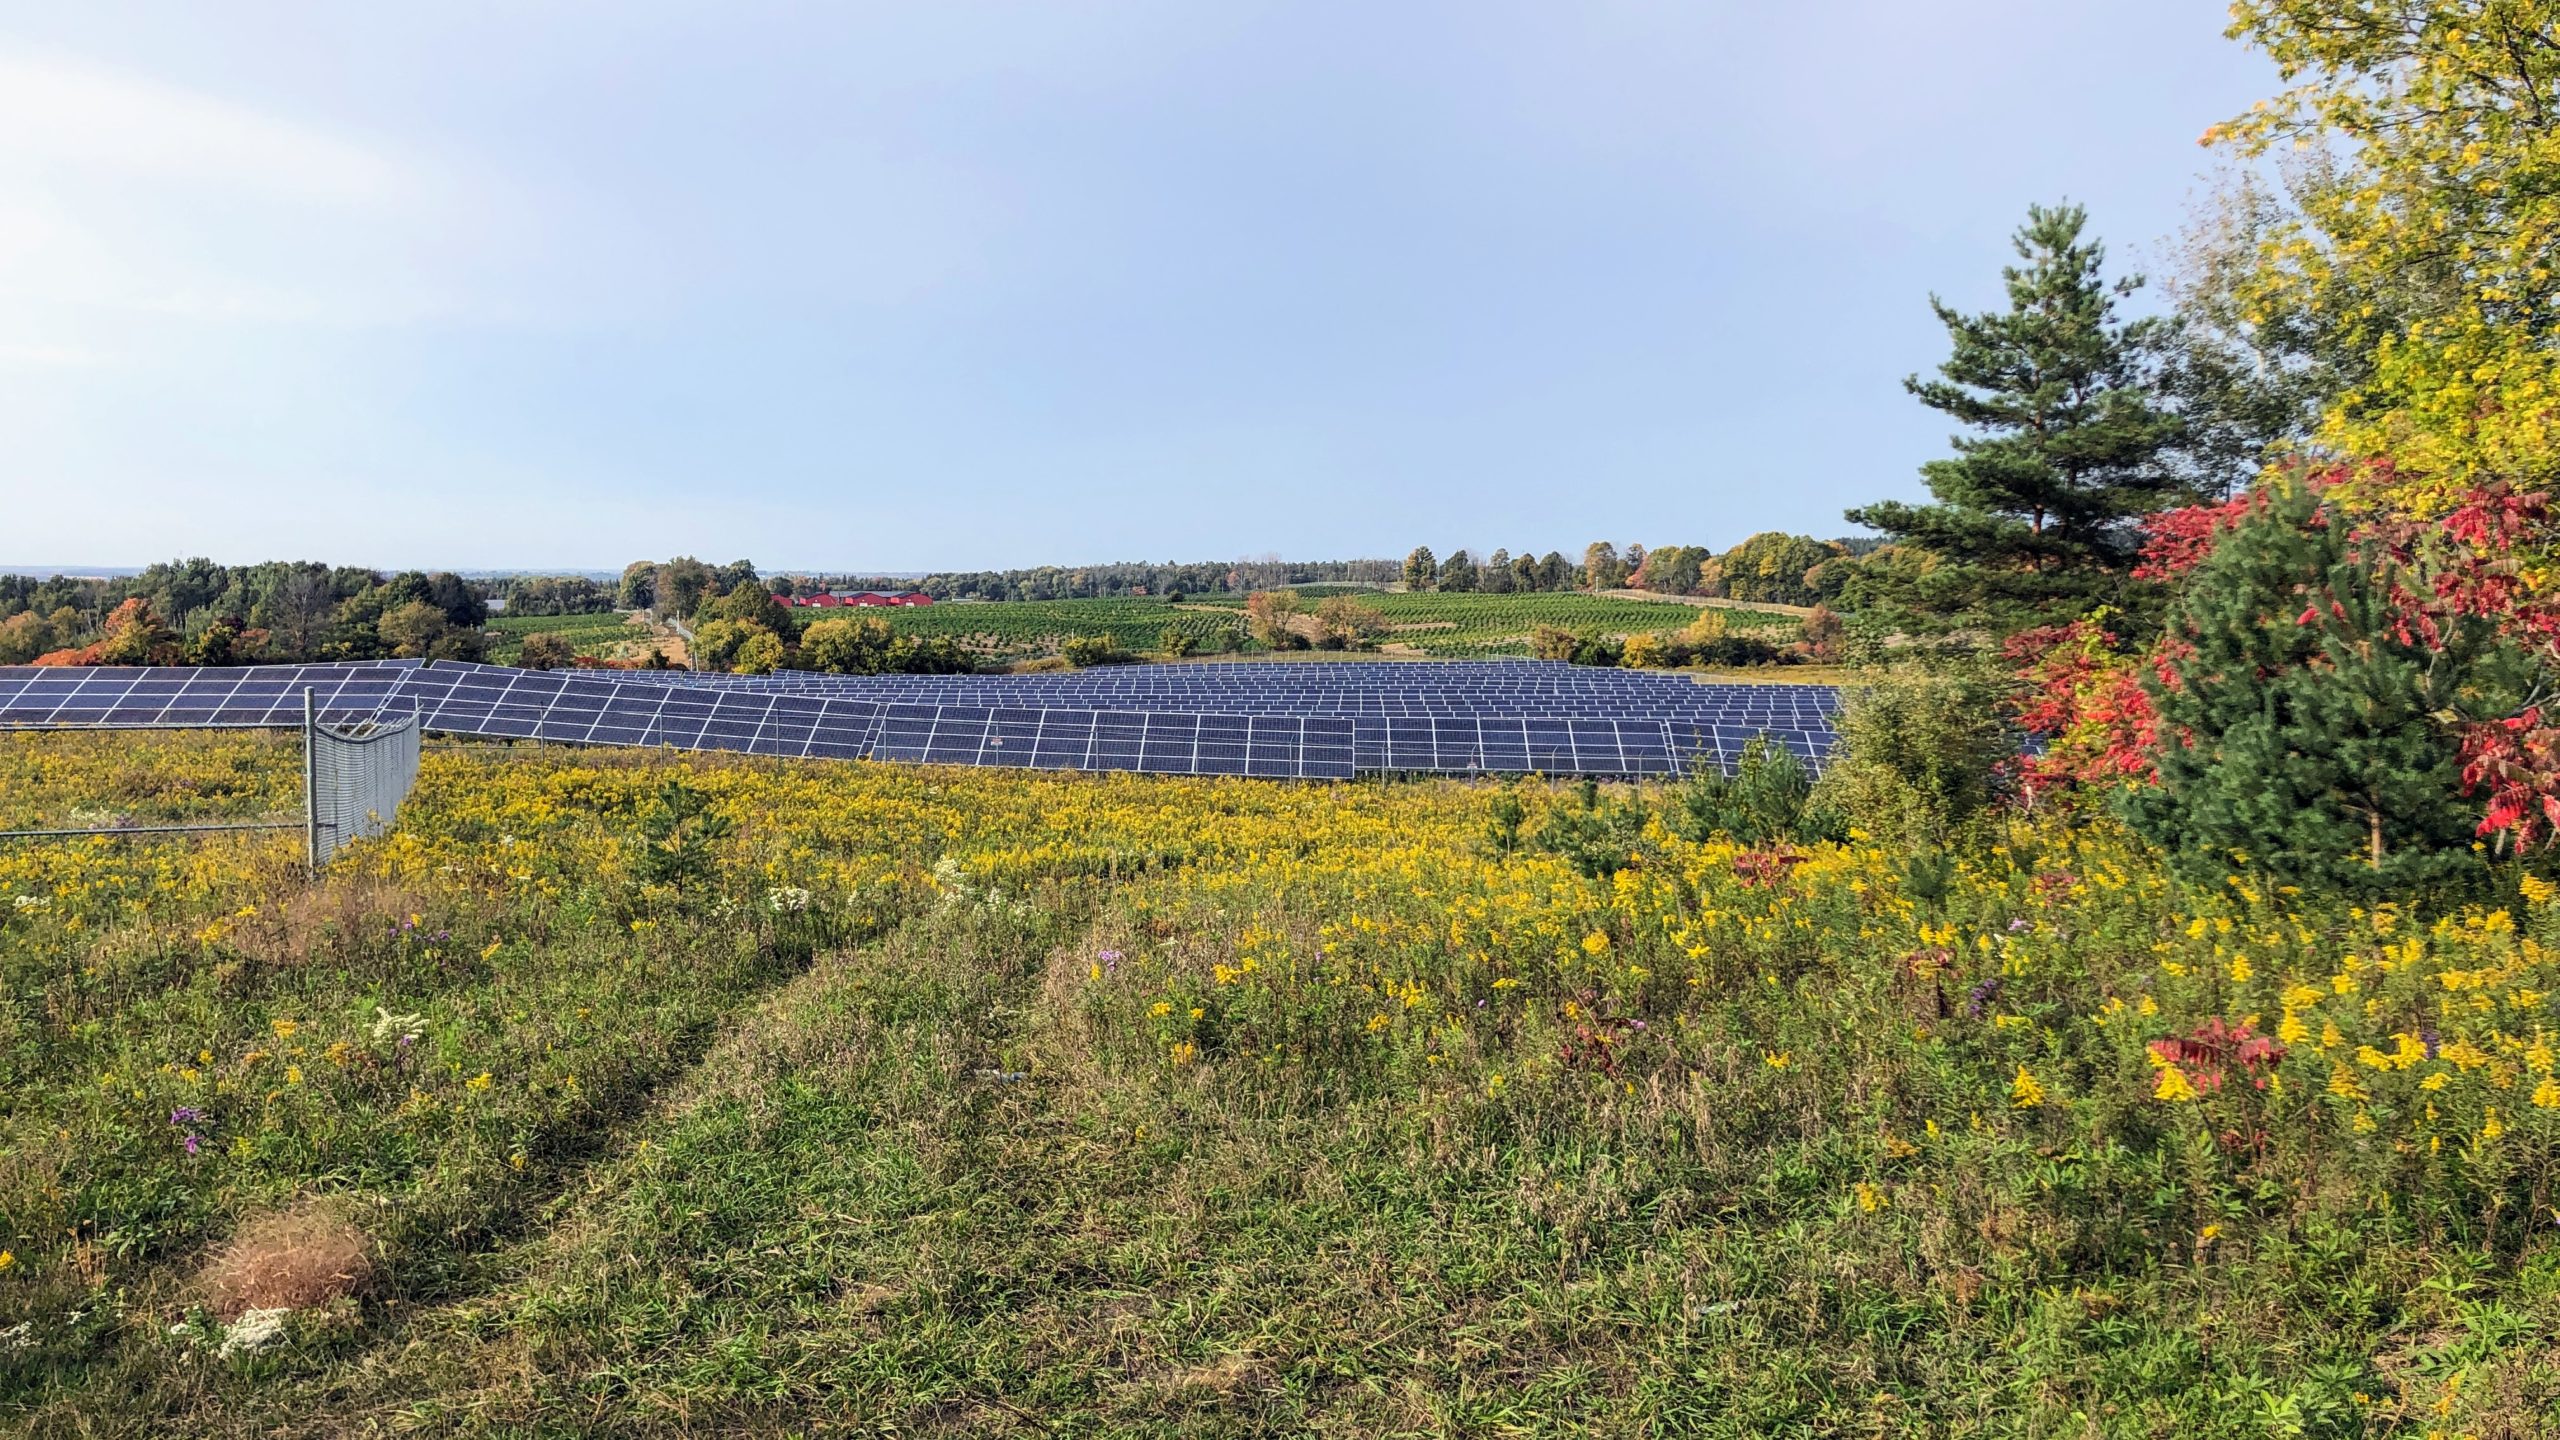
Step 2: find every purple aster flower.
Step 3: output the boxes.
[1964,975,2004,1020]
[182,1134,201,1156]
[2008,918,2030,933]
[169,1106,204,1126]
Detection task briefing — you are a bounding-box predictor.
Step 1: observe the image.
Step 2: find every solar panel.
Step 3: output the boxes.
[869,704,1353,778]
[0,664,419,729]
[0,658,1835,780]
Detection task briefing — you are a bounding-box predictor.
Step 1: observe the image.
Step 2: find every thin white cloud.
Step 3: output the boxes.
[0,46,417,209]
[0,340,108,368]
[0,39,532,332]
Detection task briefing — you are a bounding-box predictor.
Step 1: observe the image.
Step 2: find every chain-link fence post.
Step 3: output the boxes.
[304,687,319,871]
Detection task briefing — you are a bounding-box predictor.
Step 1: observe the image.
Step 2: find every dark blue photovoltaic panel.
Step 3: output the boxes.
[0,663,418,729]
[0,657,1833,779]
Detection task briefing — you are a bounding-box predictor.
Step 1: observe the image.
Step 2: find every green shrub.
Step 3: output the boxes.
[630,780,735,893]
[2122,482,2508,898]
[1672,734,1834,846]
[1061,634,1131,667]
[1528,778,1649,877]
[1810,663,2013,849]
[517,632,576,670]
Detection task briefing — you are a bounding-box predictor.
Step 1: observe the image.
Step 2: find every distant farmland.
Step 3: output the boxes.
[864,590,1799,661]
[485,610,651,664]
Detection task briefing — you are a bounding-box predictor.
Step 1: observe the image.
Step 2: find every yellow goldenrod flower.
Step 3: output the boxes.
[2010,1066,2045,1108]
[2155,1066,2199,1103]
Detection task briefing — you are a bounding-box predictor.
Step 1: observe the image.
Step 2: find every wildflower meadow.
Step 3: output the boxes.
[1,727,2556,1436]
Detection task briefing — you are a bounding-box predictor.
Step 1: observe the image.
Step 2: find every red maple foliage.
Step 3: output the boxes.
[2132,494,2257,582]
[2003,619,2159,794]
[2359,482,2560,850]
[2013,474,2560,852]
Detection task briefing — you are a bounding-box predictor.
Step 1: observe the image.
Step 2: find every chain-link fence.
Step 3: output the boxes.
[306,709,421,864]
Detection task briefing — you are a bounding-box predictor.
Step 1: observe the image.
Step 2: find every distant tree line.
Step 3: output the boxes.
[609,557,974,676]
[498,575,618,615]
[1397,534,1878,607]
[0,559,491,666]
[699,555,1402,605]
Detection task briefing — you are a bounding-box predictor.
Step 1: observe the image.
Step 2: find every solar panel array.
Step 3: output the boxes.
[0,659,1837,780]
[0,662,419,728]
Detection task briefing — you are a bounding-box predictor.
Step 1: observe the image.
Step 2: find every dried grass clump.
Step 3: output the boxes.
[223,876,439,977]
[199,1203,374,1319]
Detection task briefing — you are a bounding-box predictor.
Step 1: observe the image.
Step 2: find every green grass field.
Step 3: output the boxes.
[862,591,1796,661]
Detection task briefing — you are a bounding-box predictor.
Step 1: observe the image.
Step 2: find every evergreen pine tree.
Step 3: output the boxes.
[1403,546,1437,591]
[2121,483,2495,896]
[1848,203,2185,627]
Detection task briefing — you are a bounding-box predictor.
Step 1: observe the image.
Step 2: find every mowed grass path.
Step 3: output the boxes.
[5,732,2560,1435]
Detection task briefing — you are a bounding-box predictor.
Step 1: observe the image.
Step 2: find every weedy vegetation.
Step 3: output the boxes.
[4,726,2559,1436]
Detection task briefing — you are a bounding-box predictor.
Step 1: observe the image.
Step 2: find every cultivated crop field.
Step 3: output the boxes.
[483,610,652,664]
[851,597,1246,660]
[5,730,2559,1435]
[1348,591,1796,656]
[866,591,1798,661]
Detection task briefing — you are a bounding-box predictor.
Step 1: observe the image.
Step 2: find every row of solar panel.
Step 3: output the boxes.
[0,663,1835,779]
[872,710,1356,778]
[0,666,1831,736]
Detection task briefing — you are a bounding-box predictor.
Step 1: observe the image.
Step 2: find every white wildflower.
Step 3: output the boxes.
[218,1307,291,1357]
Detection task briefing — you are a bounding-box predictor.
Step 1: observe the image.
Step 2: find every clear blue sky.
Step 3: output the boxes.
[0,2,2275,573]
